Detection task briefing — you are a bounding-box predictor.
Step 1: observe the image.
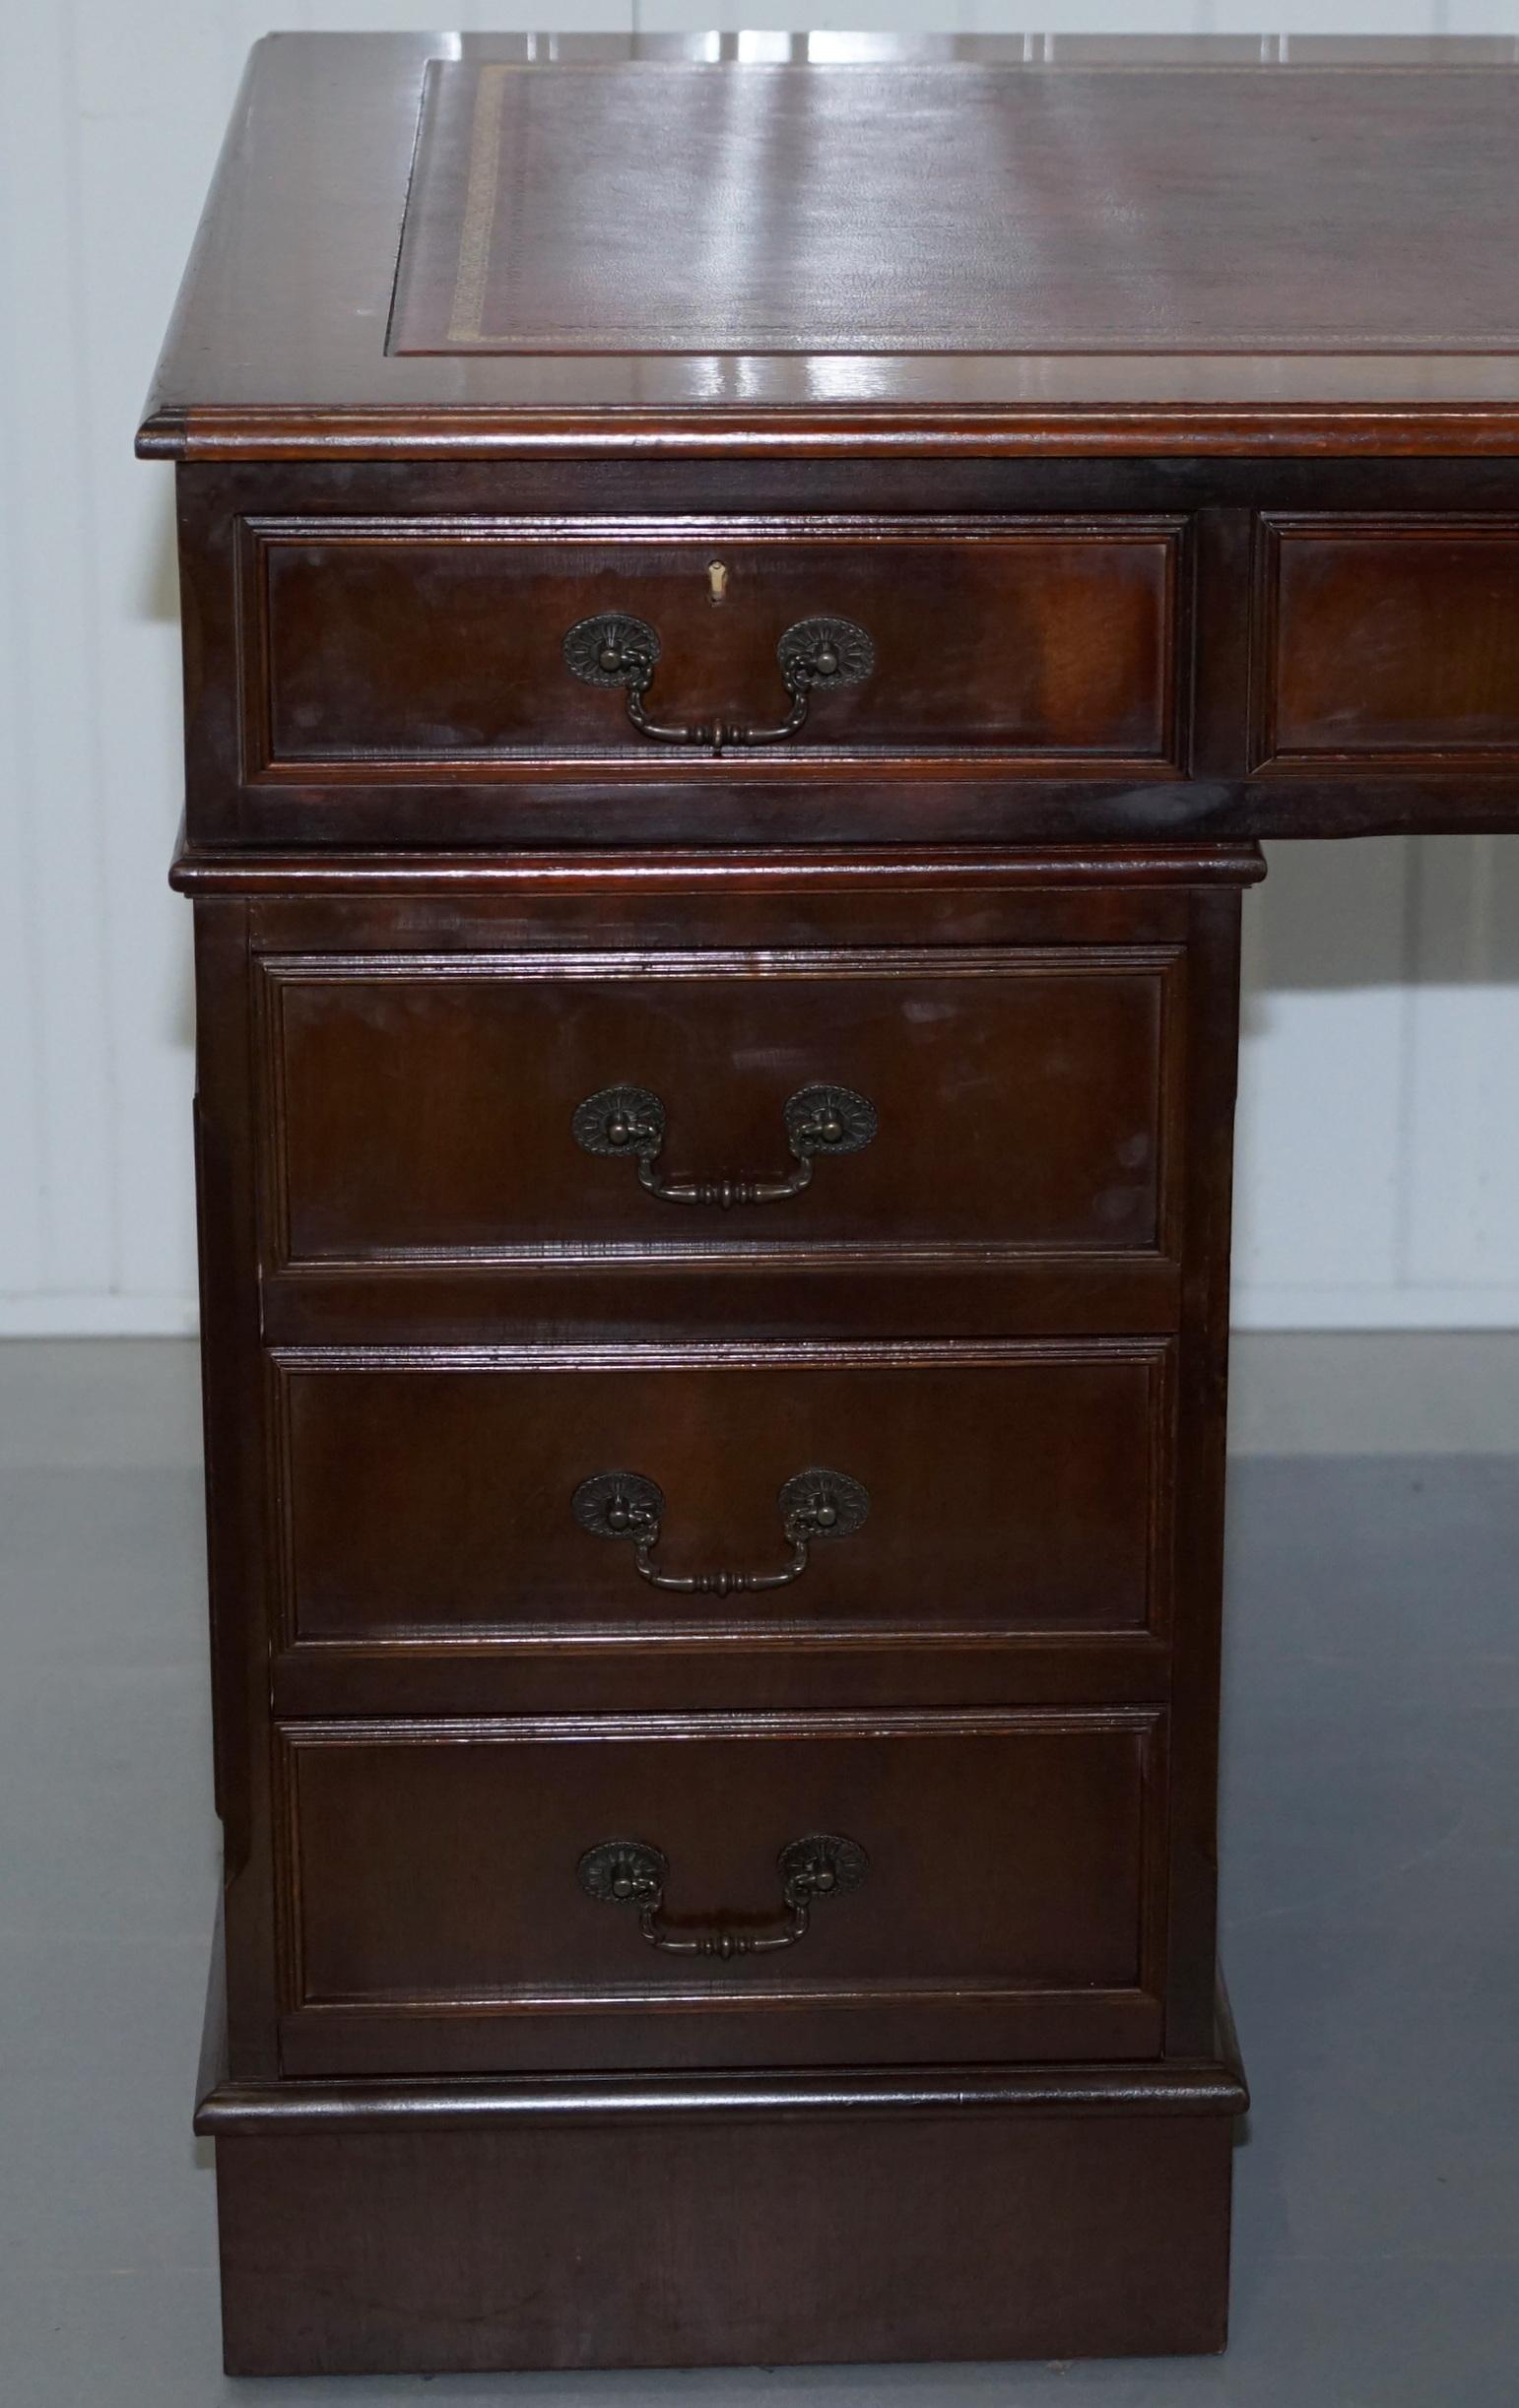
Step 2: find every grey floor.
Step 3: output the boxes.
[2,1343,1516,2406]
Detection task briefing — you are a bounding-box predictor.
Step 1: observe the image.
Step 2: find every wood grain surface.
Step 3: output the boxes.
[137,35,1519,457]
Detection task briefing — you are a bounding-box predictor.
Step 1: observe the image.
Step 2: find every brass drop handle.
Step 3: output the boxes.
[577,1832,869,1959]
[562,612,875,754]
[571,1466,870,1595]
[572,1081,877,1208]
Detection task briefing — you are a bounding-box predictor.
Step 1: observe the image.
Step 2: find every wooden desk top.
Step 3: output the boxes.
[139,33,1519,460]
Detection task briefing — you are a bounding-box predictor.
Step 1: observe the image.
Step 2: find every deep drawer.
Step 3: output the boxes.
[269,1340,1174,1657]
[257,944,1182,1269]
[240,515,1189,782]
[275,1709,1167,2074]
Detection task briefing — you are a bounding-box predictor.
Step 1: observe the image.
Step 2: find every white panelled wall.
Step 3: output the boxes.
[2,2,1517,1334]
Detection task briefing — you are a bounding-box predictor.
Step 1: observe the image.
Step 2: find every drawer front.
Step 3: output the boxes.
[271,1341,1174,1656]
[275,1710,1166,2074]
[259,946,1180,1269]
[1254,513,1519,769]
[240,515,1188,778]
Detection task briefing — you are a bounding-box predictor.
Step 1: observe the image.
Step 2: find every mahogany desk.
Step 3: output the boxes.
[138,33,1519,2375]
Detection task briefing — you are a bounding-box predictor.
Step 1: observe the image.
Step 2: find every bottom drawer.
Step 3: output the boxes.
[275,1710,1167,2075]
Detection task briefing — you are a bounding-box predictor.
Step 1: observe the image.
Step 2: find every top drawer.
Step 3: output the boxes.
[236,514,1189,789]
[1252,514,1519,772]
[181,483,1519,844]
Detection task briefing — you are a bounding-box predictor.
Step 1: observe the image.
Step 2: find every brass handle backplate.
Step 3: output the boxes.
[562,611,875,754]
[571,1466,870,1595]
[576,1832,869,1959]
[572,1081,877,1209]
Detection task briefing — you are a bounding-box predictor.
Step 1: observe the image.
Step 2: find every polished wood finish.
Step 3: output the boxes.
[137,33,1519,460]
[189,858,1247,2094]
[214,2101,1236,2374]
[1255,514,1519,769]
[198,1985,1250,2133]
[208,1984,1245,2370]
[261,942,1178,1265]
[390,60,1519,363]
[275,1710,1165,2075]
[272,1344,1171,1651]
[168,839,1273,897]
[247,514,1185,775]
[188,854,1248,2151]
[144,36,1518,2377]
[175,458,1519,843]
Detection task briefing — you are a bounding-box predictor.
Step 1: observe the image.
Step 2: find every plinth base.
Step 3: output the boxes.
[202,2007,1247,2375]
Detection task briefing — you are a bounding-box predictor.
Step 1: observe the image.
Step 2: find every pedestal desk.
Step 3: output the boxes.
[138,33,1519,2375]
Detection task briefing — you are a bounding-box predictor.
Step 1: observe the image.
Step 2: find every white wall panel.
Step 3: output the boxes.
[1232,843,1413,1324]
[1405,838,1519,1293]
[0,153,42,1306]
[1,1,1516,1334]
[0,8,118,1315]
